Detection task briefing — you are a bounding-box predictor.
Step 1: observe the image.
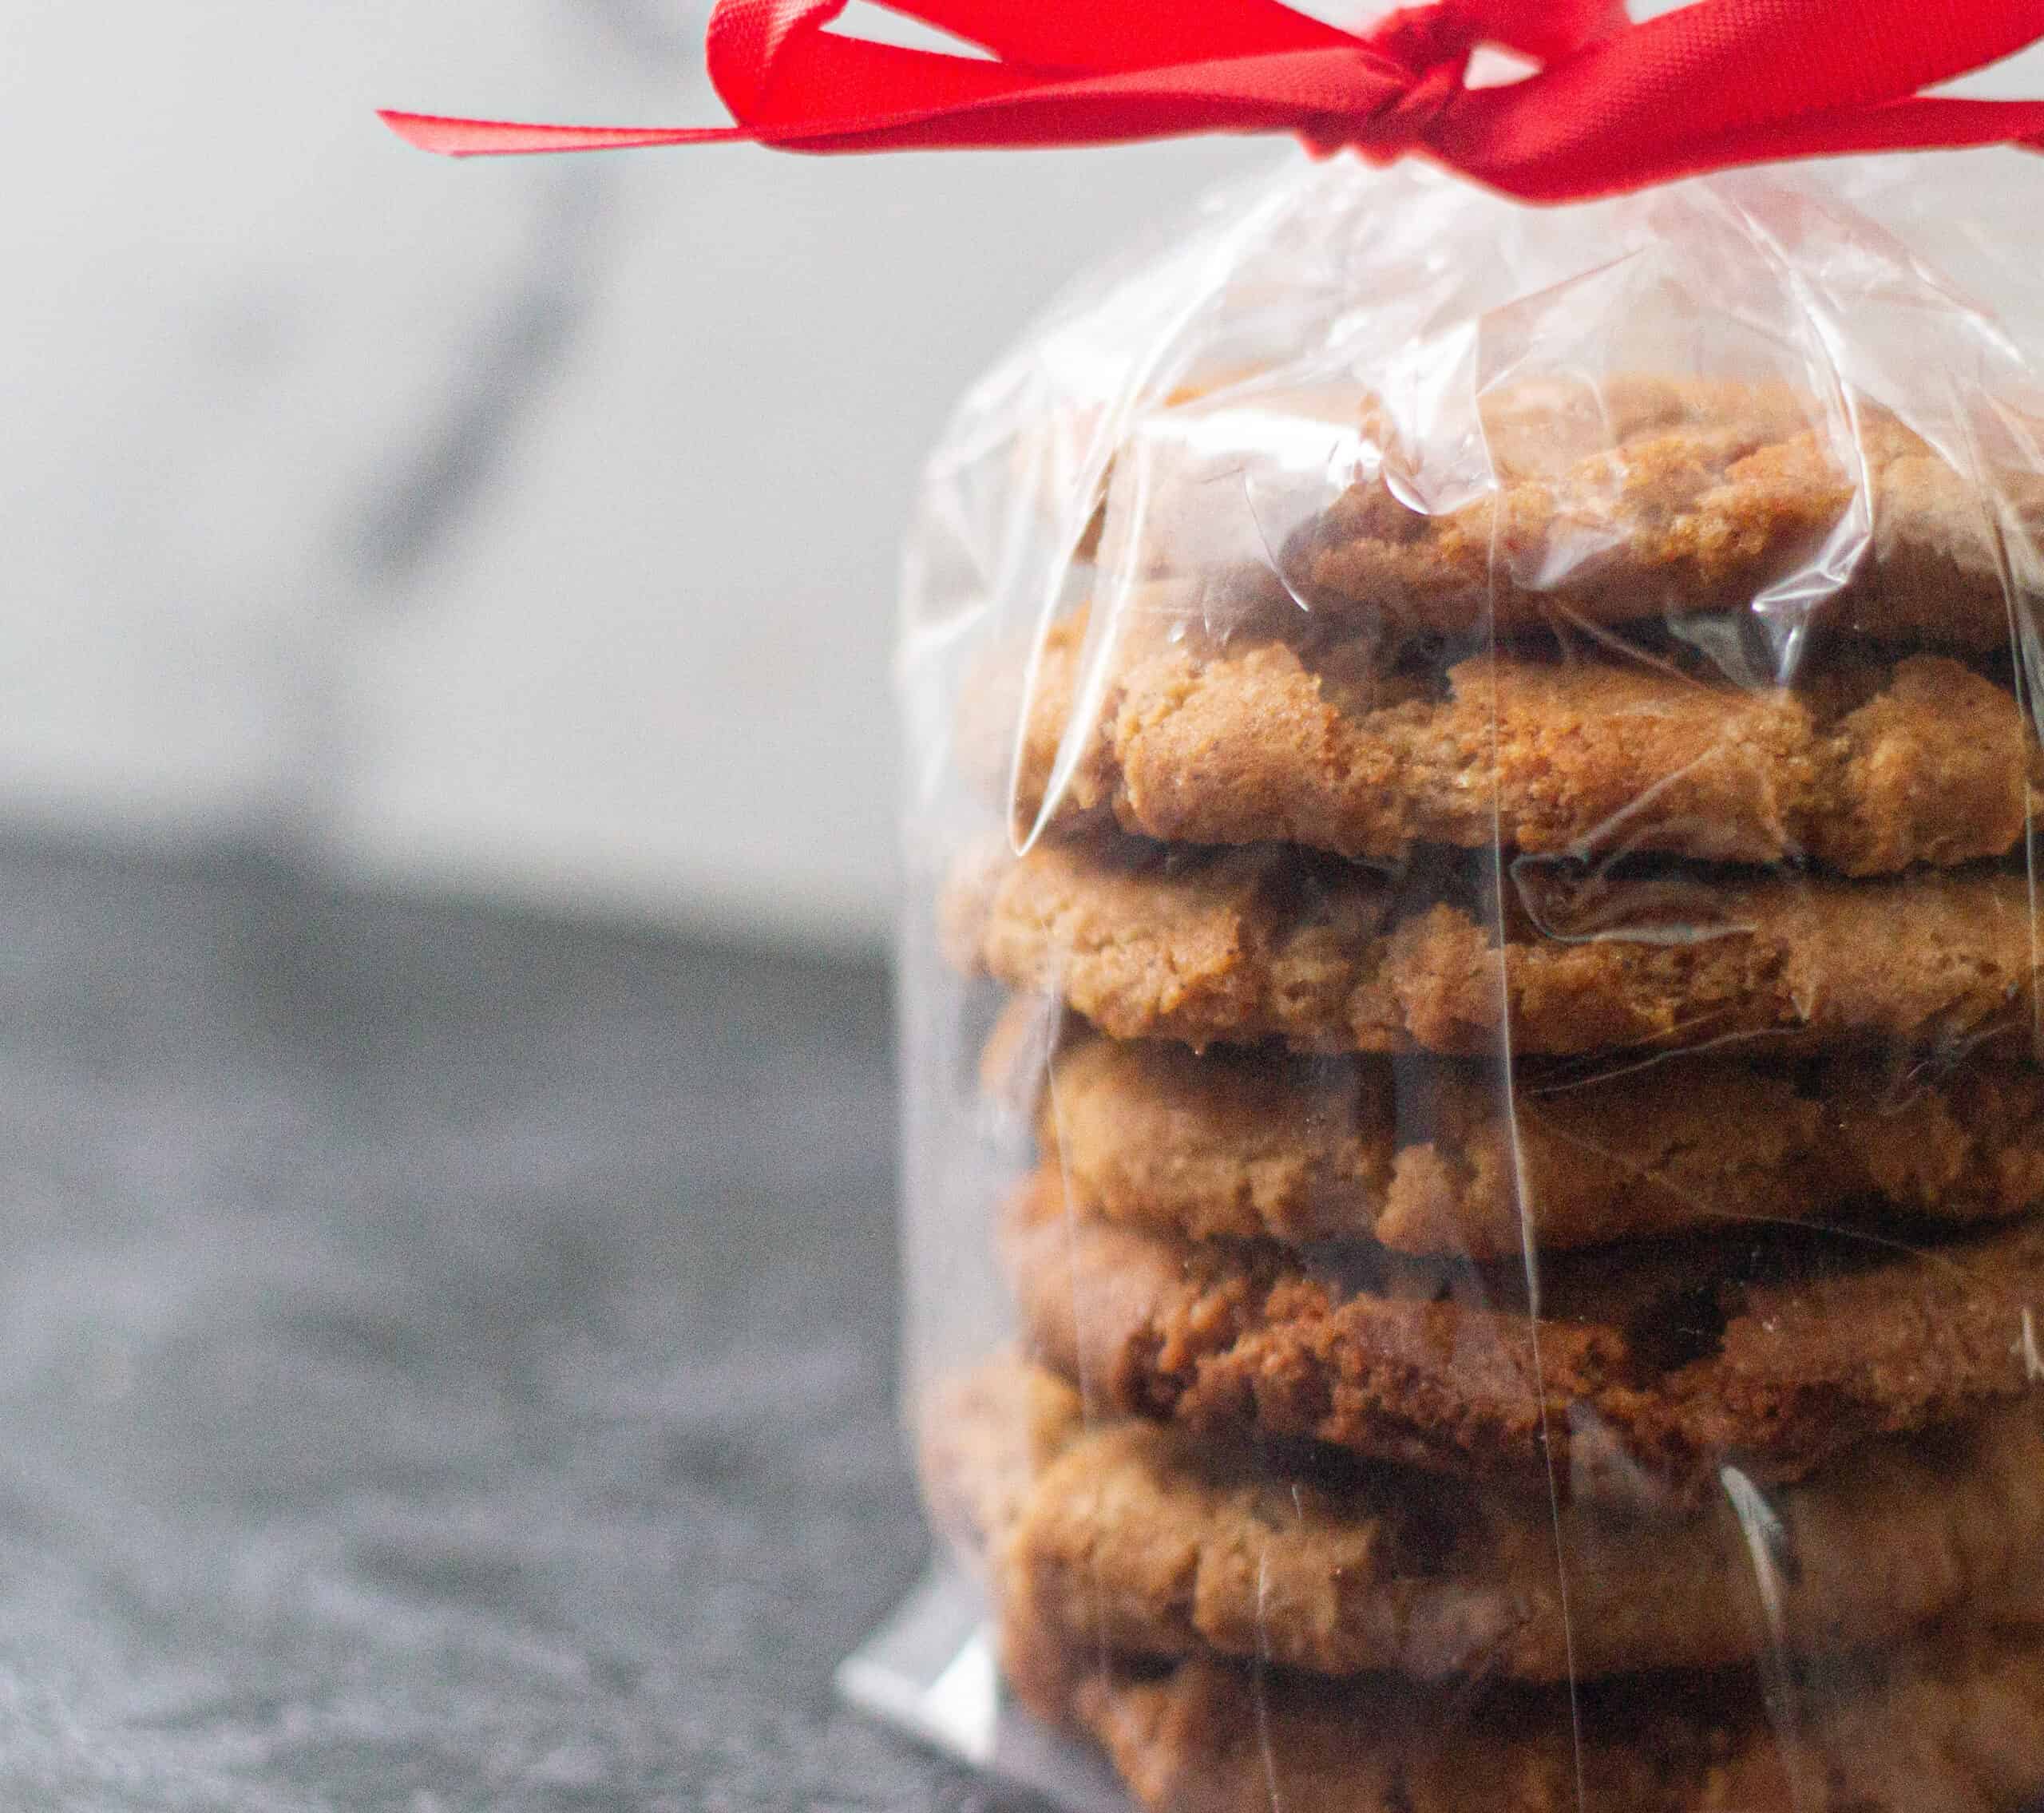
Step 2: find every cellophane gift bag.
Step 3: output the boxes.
[868,148,2044,1812]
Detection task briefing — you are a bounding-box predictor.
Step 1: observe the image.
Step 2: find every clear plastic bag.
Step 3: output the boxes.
[889,149,2044,1812]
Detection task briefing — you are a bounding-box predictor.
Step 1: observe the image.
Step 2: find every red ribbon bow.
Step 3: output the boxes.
[382,0,2044,203]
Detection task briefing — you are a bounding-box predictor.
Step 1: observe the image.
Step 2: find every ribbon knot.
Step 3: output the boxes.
[1298,0,1560,163]
[381,0,2044,207]
[1302,52,1465,164]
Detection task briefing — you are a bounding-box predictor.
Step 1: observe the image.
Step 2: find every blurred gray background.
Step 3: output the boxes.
[0,26,1280,1791]
[0,0,1270,952]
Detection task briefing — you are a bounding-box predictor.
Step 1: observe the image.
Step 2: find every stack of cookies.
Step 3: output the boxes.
[924,378,2044,1812]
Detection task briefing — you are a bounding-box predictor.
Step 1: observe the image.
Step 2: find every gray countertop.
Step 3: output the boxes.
[0,837,1015,1811]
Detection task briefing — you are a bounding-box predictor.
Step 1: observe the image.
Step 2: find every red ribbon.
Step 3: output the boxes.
[382,0,2044,203]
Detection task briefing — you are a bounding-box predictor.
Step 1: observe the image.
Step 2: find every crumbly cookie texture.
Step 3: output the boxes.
[987,605,2036,874]
[1030,1028,2044,1257]
[941,835,2042,1059]
[1100,374,2044,651]
[1003,1170,2044,1502]
[925,1358,2044,1684]
[1018,1622,2044,1813]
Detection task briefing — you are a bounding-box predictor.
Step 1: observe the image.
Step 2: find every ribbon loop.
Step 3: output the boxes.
[379,0,2044,205]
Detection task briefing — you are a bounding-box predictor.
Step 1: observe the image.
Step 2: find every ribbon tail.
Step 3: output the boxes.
[1437,90,2044,201]
[1645,94,2044,184]
[381,46,1409,158]
[378,111,751,156]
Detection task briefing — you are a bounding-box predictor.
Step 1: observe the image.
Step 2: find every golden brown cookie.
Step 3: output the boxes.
[943,835,2042,1059]
[1102,374,2044,652]
[1026,1027,2044,1258]
[1018,1627,2044,1813]
[985,604,2036,874]
[1004,1168,2044,1502]
[925,1358,2044,1684]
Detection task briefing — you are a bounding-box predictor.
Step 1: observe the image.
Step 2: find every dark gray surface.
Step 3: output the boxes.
[0,837,1018,1811]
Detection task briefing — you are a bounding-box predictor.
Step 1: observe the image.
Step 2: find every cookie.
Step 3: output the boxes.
[1102,373,2044,652]
[1004,1168,2044,1502]
[943,835,2042,1059]
[925,1358,2044,1684]
[985,602,2035,874]
[1019,1626,2044,1813]
[1028,1027,2044,1258]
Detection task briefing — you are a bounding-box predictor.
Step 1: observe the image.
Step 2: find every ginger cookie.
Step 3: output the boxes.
[1025,1027,2044,1258]
[925,1358,2044,1684]
[1014,1624,2044,1813]
[983,603,2036,874]
[1003,1169,2044,1502]
[1101,374,2044,652]
[943,835,2042,1059]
